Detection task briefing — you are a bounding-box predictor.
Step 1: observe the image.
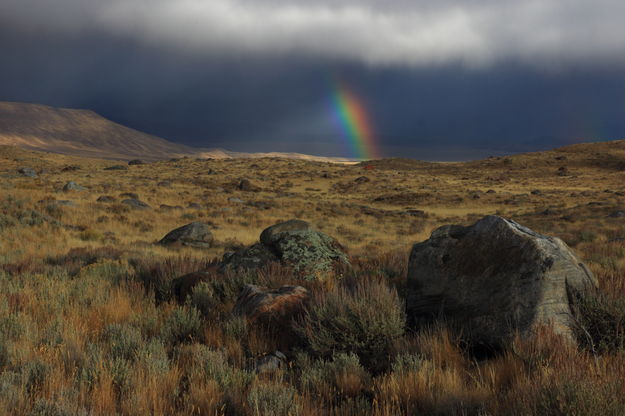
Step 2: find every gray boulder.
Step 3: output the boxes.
[159,222,214,248]
[221,220,349,280]
[63,181,86,192]
[406,215,597,348]
[121,199,151,210]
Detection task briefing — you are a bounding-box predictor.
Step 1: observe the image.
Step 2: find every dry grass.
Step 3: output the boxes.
[3,143,625,414]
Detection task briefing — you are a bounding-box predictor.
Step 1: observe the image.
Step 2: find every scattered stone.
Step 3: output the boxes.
[46,200,75,208]
[159,204,183,211]
[221,220,349,280]
[531,189,542,195]
[120,192,139,199]
[63,181,86,192]
[403,209,427,218]
[61,165,80,172]
[354,176,370,184]
[228,197,245,204]
[609,210,625,218]
[486,189,496,194]
[104,165,128,171]
[128,159,145,165]
[187,203,202,210]
[121,199,151,210]
[557,166,569,176]
[17,167,37,178]
[157,181,172,187]
[159,222,214,248]
[96,196,116,203]
[406,215,597,348]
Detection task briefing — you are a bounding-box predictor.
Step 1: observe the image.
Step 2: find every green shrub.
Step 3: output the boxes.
[161,306,203,345]
[109,357,133,396]
[103,323,143,361]
[177,344,253,391]
[190,281,217,317]
[136,339,170,375]
[247,382,299,416]
[299,353,370,399]
[297,278,405,371]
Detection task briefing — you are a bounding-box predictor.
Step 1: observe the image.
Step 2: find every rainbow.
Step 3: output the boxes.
[331,79,380,160]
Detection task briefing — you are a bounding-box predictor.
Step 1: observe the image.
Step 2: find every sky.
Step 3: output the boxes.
[2,0,625,160]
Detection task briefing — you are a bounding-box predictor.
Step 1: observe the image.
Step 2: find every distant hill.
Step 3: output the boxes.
[0,101,351,162]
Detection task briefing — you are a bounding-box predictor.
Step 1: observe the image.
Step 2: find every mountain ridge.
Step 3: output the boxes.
[0,101,353,163]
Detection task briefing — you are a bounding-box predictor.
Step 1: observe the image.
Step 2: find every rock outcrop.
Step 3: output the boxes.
[406,215,597,347]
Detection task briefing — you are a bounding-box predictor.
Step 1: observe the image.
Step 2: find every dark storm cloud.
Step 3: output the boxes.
[2,1,625,159]
[3,0,625,67]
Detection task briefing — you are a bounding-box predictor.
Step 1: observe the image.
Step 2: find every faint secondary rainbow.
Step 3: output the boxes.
[331,79,380,160]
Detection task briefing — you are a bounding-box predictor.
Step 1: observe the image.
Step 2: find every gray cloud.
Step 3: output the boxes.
[3,0,625,68]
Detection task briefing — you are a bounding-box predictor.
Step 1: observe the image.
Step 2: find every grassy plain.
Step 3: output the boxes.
[2,141,625,415]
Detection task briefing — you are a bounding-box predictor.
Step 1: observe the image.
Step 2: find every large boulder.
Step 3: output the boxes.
[221,220,349,280]
[159,222,214,248]
[406,215,597,348]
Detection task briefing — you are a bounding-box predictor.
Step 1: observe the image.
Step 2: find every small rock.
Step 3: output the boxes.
[531,189,542,195]
[63,181,86,192]
[354,176,370,184]
[159,204,183,211]
[104,165,128,171]
[17,167,37,178]
[61,165,80,172]
[120,192,139,199]
[228,197,245,204]
[96,196,116,203]
[121,199,151,210]
[128,159,145,165]
[159,222,214,248]
[187,203,202,210]
[609,210,625,218]
[157,181,172,187]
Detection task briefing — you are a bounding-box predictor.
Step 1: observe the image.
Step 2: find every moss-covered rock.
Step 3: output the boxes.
[221,220,349,280]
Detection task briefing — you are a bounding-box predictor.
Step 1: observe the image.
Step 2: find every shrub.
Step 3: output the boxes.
[573,289,625,353]
[103,323,143,361]
[297,278,405,371]
[247,382,299,416]
[299,352,371,399]
[161,306,203,346]
[190,281,217,317]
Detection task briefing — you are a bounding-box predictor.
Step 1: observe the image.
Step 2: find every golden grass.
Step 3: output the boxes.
[3,144,625,414]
